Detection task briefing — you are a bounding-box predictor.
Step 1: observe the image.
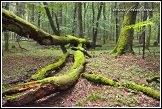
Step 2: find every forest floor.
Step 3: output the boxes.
[2,40,160,107]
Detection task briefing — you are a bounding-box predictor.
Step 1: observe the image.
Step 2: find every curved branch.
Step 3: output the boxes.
[31,52,70,80]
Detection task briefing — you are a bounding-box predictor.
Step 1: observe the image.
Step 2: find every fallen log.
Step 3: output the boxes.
[3,44,85,106]
[82,73,160,100]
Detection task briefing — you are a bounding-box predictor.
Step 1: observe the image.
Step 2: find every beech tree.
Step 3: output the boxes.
[110,2,139,56]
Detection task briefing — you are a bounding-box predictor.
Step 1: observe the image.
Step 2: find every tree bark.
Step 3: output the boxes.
[43,2,67,53]
[92,2,103,49]
[31,4,35,23]
[92,2,95,42]
[77,2,83,38]
[110,3,139,56]
[2,8,91,47]
[72,3,77,36]
[115,2,119,44]
[4,3,9,51]
[146,3,153,49]
[157,25,160,44]
[103,3,106,44]
[142,3,148,59]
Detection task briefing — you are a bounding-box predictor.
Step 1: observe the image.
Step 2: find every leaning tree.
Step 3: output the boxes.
[2,8,160,107]
[110,2,139,56]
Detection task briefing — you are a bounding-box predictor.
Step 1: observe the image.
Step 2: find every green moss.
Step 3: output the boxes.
[3,44,86,105]
[5,91,27,100]
[31,52,70,80]
[86,92,102,102]
[82,73,119,87]
[2,84,13,93]
[124,83,160,100]
[83,73,160,100]
[110,3,138,56]
[3,9,91,46]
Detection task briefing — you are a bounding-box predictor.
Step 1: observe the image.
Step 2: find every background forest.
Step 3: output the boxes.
[2,2,161,107]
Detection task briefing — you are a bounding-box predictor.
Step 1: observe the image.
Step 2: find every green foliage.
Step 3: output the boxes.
[86,92,102,102]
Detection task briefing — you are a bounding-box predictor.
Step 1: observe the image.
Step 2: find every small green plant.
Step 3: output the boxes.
[86,92,102,102]
[75,99,85,106]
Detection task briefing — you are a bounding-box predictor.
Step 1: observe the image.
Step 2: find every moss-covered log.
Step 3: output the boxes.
[3,44,85,106]
[2,8,91,47]
[31,52,70,80]
[82,73,160,100]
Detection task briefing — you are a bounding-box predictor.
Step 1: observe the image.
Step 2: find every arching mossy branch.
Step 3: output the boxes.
[31,52,70,80]
[82,73,160,100]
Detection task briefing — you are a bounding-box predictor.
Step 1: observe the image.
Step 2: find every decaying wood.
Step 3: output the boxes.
[2,44,86,106]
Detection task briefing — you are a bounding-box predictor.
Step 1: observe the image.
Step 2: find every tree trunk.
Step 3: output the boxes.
[2,8,91,47]
[44,3,67,53]
[77,2,83,38]
[58,5,62,28]
[142,3,148,59]
[103,3,106,44]
[92,2,95,43]
[110,3,139,56]
[31,4,34,23]
[38,11,41,28]
[115,2,119,44]
[72,3,77,36]
[146,3,153,49]
[4,31,9,51]
[157,25,160,44]
[43,2,59,35]
[4,3,9,51]
[92,2,103,49]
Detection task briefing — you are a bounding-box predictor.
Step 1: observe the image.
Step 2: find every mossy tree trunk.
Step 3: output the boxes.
[2,8,91,48]
[110,3,139,56]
